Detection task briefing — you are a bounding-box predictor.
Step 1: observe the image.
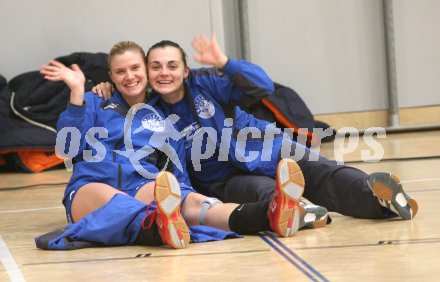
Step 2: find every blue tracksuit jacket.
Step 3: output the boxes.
[35,91,237,250]
[148,59,282,188]
[57,91,193,212]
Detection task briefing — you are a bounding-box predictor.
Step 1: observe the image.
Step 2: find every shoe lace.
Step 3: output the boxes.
[141,201,157,230]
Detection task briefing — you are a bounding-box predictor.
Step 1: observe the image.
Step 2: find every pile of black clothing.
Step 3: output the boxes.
[0,52,110,172]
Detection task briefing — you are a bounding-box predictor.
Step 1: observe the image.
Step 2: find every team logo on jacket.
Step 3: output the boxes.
[194,95,215,119]
[141,113,165,132]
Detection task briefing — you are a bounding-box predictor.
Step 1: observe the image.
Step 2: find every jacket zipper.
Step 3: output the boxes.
[113,137,124,190]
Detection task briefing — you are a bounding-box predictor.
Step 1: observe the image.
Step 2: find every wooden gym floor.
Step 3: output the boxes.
[1,130,439,281]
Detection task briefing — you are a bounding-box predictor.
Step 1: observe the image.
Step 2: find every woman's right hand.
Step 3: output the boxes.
[91,82,114,100]
[40,60,85,105]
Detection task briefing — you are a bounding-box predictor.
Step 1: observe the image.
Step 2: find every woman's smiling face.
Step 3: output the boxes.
[109,50,148,102]
[147,46,189,104]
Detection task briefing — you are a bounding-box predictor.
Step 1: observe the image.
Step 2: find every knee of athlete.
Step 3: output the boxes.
[180,192,203,223]
[198,197,223,225]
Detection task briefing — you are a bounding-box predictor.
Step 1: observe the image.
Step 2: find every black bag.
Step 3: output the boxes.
[241,82,335,147]
[0,52,111,172]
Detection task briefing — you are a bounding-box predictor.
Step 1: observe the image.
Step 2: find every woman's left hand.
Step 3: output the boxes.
[191,33,228,69]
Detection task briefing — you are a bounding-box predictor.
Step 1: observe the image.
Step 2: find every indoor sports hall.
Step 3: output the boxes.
[1,1,439,281]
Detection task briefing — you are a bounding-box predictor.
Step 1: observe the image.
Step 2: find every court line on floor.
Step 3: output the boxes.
[294,237,440,250]
[0,235,26,282]
[260,232,329,282]
[23,249,269,266]
[401,177,440,184]
[344,155,440,164]
[405,188,440,193]
[0,206,64,214]
[0,182,67,191]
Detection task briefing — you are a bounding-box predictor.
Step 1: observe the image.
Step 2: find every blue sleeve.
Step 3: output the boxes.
[201,59,274,107]
[56,92,98,159]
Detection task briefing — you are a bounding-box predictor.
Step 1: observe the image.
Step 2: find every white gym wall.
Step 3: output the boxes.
[245,0,440,114]
[1,0,439,115]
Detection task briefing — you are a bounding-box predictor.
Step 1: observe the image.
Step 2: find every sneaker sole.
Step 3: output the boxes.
[299,204,329,229]
[368,173,418,220]
[275,159,304,237]
[155,172,190,249]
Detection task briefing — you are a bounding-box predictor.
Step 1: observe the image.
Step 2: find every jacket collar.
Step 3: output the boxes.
[147,91,161,106]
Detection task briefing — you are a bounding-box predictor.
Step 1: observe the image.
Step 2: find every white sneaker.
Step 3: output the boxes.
[367,172,418,220]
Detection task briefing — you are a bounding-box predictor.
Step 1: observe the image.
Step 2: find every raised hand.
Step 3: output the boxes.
[40,60,85,91]
[40,60,86,105]
[191,33,228,69]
